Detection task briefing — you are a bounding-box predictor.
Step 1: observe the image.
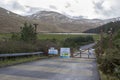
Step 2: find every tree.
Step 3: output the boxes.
[20,22,37,42]
[95,28,120,79]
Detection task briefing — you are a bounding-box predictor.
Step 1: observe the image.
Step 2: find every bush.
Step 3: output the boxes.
[20,22,37,42]
[100,49,116,74]
[0,39,60,54]
[11,32,20,40]
[95,30,120,79]
[0,40,37,53]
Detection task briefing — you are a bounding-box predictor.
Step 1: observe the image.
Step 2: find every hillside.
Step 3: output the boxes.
[28,11,104,33]
[0,7,32,33]
[84,21,120,33]
[0,7,120,33]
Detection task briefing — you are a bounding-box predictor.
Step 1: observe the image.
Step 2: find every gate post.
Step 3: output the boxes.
[71,53,74,57]
[80,49,82,58]
[88,48,90,59]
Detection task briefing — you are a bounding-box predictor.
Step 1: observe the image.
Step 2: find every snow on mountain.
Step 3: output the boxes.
[7,11,10,14]
[1,6,120,33]
[27,10,107,32]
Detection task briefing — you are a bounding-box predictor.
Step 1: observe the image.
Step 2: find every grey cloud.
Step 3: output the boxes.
[70,10,74,12]
[0,0,26,12]
[49,5,57,10]
[65,3,71,8]
[0,1,41,15]
[74,0,79,3]
[93,1,106,15]
[0,1,9,10]
[93,0,120,18]
[10,1,25,11]
[25,6,42,15]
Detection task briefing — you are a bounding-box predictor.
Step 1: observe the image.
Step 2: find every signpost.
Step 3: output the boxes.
[60,48,71,58]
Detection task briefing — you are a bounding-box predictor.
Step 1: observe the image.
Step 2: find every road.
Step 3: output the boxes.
[0,44,100,80]
[80,43,96,50]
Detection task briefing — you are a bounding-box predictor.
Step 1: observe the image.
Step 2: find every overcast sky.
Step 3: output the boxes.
[0,0,120,19]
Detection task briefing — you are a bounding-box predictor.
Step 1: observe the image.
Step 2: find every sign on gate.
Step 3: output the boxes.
[60,48,70,58]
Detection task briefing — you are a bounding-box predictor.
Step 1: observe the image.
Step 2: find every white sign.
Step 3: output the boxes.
[60,48,70,58]
[48,47,58,54]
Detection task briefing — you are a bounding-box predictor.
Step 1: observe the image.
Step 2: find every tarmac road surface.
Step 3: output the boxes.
[0,57,99,80]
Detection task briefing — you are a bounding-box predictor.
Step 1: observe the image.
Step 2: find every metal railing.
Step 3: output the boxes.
[0,52,44,57]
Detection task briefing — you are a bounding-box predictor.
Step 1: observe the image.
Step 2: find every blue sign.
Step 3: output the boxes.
[60,48,70,58]
[48,47,58,54]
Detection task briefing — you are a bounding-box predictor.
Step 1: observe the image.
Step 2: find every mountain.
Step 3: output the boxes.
[28,11,105,32]
[0,7,120,33]
[28,11,71,23]
[0,7,32,33]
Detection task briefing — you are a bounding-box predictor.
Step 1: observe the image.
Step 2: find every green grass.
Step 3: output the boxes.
[0,33,12,40]
[92,33,108,41]
[92,34,100,41]
[0,33,99,41]
[0,56,48,67]
[37,33,99,41]
[38,34,80,40]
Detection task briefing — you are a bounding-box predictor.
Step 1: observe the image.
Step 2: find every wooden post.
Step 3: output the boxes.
[108,28,113,48]
[71,48,74,58]
[33,23,38,33]
[100,28,103,55]
[80,49,82,58]
[71,53,73,57]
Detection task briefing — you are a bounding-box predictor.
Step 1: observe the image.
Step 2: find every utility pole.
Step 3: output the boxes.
[108,28,113,48]
[33,23,38,33]
[100,28,103,55]
[33,23,38,42]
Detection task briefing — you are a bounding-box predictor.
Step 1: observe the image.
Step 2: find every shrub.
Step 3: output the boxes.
[95,29,120,79]
[0,39,60,54]
[11,32,20,40]
[20,22,37,42]
[0,40,37,53]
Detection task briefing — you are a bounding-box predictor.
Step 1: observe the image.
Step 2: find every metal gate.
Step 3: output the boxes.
[72,49,96,59]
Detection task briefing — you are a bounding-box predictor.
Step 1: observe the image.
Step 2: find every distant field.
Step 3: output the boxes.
[37,33,99,41]
[0,33,99,41]
[0,33,12,40]
[38,34,83,40]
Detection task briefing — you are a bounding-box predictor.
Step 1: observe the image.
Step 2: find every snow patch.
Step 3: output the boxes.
[7,11,10,14]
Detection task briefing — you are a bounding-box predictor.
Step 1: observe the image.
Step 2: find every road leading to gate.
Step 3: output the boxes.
[0,58,99,80]
[0,43,100,80]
